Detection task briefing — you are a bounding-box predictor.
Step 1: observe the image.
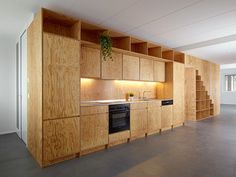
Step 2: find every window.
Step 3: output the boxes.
[225,75,236,91]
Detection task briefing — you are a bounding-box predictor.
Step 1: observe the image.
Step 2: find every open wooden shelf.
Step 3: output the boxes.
[42,9,80,40]
[174,51,185,63]
[195,69,214,120]
[131,38,148,55]
[108,31,131,50]
[81,22,106,44]
[162,48,174,61]
[148,43,162,58]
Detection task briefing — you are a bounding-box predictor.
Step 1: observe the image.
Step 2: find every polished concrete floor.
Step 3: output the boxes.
[1,105,236,177]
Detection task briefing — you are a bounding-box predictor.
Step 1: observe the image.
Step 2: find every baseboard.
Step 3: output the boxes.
[0,130,16,135]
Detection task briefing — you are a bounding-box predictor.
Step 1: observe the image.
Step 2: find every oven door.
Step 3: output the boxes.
[109,110,130,134]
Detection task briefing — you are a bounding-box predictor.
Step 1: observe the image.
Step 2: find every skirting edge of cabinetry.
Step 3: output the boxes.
[42,154,77,167]
[130,133,147,141]
[161,127,172,132]
[108,139,129,147]
[147,129,161,136]
[80,145,107,156]
[173,123,184,128]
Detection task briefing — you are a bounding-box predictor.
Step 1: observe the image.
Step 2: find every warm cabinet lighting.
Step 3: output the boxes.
[81,78,94,85]
[114,80,157,86]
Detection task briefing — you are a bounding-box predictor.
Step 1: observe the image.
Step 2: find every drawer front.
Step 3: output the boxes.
[43,117,80,163]
[81,114,108,151]
[148,101,161,109]
[81,106,108,115]
[130,102,147,110]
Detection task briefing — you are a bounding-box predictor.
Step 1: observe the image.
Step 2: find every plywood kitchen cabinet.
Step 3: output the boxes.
[173,62,185,126]
[161,105,173,130]
[123,55,140,80]
[43,117,80,165]
[27,9,81,167]
[153,61,165,82]
[130,102,148,139]
[140,58,153,81]
[102,51,123,80]
[81,46,101,78]
[80,106,108,154]
[147,101,161,134]
[43,33,80,120]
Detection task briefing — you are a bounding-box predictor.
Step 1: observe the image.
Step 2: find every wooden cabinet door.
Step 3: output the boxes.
[140,58,153,81]
[130,109,147,138]
[148,101,161,133]
[43,33,80,120]
[43,117,80,164]
[123,55,139,80]
[102,52,122,80]
[173,62,185,125]
[81,46,101,78]
[153,61,165,82]
[161,105,173,129]
[81,114,108,151]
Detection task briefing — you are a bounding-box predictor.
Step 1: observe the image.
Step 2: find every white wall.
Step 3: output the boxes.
[0,38,17,134]
[221,68,236,105]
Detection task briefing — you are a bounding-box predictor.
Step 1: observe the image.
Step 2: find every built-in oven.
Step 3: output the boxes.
[109,104,130,134]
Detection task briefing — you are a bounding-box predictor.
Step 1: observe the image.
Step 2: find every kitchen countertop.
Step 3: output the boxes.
[80,98,173,107]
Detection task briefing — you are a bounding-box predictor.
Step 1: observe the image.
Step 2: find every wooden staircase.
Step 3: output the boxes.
[196,70,214,120]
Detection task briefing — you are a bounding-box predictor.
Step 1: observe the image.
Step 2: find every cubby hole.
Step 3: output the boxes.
[109,31,131,51]
[43,9,80,40]
[196,75,201,81]
[148,43,162,58]
[81,22,106,44]
[206,100,210,109]
[162,48,174,61]
[210,108,214,115]
[174,51,185,63]
[196,102,201,111]
[196,81,202,91]
[131,38,148,55]
[196,91,201,100]
[196,112,202,120]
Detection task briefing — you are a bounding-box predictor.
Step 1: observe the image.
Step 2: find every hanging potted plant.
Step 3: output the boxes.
[100,32,112,61]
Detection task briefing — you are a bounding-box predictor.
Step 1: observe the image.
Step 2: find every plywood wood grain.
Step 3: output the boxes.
[43,33,80,119]
[173,62,185,125]
[153,61,165,82]
[43,117,80,164]
[140,58,153,81]
[161,105,173,129]
[123,55,140,80]
[81,46,101,78]
[147,101,161,133]
[102,51,123,80]
[130,109,148,138]
[80,114,108,151]
[185,55,220,116]
[185,67,196,121]
[81,106,108,115]
[27,9,43,166]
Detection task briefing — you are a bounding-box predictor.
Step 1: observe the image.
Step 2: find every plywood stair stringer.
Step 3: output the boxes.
[196,70,214,120]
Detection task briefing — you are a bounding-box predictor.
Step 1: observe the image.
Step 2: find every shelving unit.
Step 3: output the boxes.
[195,70,214,120]
[43,9,81,40]
[162,48,174,61]
[148,43,162,58]
[81,22,106,44]
[106,31,130,51]
[131,38,148,55]
[174,51,185,63]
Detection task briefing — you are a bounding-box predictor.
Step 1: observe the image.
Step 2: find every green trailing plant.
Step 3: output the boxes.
[100,32,112,61]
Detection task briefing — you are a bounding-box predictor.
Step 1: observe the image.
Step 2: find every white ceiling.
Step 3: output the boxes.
[1,0,236,64]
